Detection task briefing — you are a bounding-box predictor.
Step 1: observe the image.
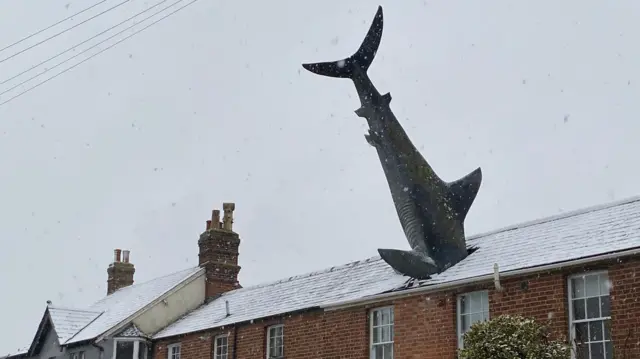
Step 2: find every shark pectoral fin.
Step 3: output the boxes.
[378,248,438,279]
[446,167,483,222]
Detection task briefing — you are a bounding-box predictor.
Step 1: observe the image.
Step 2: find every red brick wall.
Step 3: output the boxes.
[153,256,640,359]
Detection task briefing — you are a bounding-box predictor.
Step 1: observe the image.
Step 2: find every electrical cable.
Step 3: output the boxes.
[0,0,172,87]
[0,0,132,65]
[0,0,109,54]
[0,0,199,108]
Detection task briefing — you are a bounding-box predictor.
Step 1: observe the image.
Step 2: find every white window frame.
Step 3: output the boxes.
[266,324,284,359]
[369,306,394,359]
[112,338,149,359]
[214,334,229,359]
[567,271,612,359]
[166,343,181,359]
[457,290,490,349]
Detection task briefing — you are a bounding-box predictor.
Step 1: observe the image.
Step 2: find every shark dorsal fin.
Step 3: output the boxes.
[446,167,482,222]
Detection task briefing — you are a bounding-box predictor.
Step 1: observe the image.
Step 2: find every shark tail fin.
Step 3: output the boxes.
[301,6,383,79]
[378,248,438,280]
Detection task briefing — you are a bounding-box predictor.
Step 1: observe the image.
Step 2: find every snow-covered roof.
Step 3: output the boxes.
[407,195,640,289]
[153,195,640,339]
[153,256,408,338]
[65,266,203,344]
[47,306,102,343]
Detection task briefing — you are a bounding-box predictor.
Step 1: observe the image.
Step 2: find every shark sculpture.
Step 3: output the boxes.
[301,6,483,279]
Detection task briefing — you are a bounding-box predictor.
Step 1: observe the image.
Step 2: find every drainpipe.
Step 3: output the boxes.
[91,342,105,359]
[232,326,238,359]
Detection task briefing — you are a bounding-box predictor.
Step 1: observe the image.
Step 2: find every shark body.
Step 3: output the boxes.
[302,6,482,279]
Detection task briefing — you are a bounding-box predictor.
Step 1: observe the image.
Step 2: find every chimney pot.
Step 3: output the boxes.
[114,249,122,263]
[212,210,221,229]
[122,250,130,263]
[222,203,235,231]
[206,220,212,230]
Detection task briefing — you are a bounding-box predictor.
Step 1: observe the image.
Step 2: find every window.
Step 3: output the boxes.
[138,342,148,359]
[79,352,85,359]
[167,343,181,359]
[214,334,229,359]
[116,341,135,359]
[70,354,78,359]
[457,290,490,348]
[568,272,612,359]
[266,325,284,359]
[370,306,394,359]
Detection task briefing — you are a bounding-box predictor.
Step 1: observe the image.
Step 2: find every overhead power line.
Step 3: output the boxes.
[0,0,172,87]
[0,0,109,54]
[0,0,200,108]
[0,0,132,65]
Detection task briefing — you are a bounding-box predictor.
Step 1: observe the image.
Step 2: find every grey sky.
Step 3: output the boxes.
[1,0,639,353]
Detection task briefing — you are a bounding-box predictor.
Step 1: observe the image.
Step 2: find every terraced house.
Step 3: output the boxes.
[7,197,640,359]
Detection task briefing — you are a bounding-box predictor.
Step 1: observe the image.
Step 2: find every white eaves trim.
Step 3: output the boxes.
[320,247,640,312]
[95,267,205,342]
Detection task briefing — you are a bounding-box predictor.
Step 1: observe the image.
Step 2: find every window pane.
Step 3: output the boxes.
[460,314,469,334]
[585,275,600,297]
[573,299,586,320]
[572,277,585,298]
[482,311,489,321]
[589,321,603,341]
[590,342,604,359]
[576,343,589,359]
[373,310,380,326]
[587,297,600,319]
[460,296,470,314]
[575,322,589,343]
[138,343,147,359]
[276,335,283,349]
[599,275,611,295]
[373,327,380,343]
[390,308,394,324]
[372,345,383,359]
[381,309,390,325]
[604,320,612,340]
[116,341,134,359]
[381,326,391,342]
[469,292,481,312]
[601,296,611,317]
[383,343,393,359]
[605,341,613,359]
[277,325,283,336]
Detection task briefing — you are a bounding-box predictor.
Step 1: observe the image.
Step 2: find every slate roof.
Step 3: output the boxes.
[47,306,102,343]
[153,195,640,339]
[65,266,203,344]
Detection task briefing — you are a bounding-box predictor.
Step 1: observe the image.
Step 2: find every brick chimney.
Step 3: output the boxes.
[198,202,242,300]
[107,249,135,295]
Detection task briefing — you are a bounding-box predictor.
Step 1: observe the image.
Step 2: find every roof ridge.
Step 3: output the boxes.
[47,305,101,314]
[467,194,640,240]
[227,255,383,293]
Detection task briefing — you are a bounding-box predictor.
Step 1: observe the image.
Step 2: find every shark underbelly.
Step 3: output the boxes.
[369,129,428,253]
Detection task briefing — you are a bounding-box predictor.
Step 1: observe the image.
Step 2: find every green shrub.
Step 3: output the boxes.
[457,315,571,359]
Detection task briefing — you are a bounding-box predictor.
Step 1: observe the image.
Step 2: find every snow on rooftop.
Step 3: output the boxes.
[153,195,640,339]
[47,306,102,344]
[410,195,640,288]
[64,266,203,344]
[153,256,408,338]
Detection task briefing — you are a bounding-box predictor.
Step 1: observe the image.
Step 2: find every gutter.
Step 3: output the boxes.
[321,247,640,311]
[93,267,205,343]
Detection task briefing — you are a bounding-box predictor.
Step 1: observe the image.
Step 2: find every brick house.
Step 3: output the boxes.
[7,197,640,359]
[151,196,640,359]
